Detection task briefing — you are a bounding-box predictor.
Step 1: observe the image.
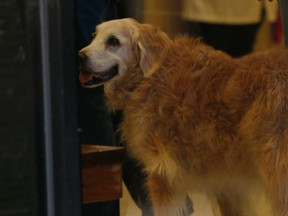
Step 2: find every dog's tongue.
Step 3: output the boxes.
[79,72,94,84]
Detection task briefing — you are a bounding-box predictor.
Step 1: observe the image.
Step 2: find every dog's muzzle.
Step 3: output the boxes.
[78,51,119,88]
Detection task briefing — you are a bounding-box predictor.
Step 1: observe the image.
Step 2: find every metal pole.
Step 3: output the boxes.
[39,0,56,215]
[279,0,288,47]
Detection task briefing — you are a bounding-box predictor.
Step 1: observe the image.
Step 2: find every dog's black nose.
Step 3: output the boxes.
[78,50,88,66]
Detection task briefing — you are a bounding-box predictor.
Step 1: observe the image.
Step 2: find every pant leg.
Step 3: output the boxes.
[229,24,260,57]
[198,23,259,57]
[198,23,234,55]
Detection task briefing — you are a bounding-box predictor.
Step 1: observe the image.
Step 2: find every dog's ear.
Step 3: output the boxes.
[132,23,170,77]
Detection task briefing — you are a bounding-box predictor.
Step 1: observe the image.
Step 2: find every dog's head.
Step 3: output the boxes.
[78,18,171,95]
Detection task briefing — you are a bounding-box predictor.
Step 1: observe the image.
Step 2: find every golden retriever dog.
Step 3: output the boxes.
[78,18,288,216]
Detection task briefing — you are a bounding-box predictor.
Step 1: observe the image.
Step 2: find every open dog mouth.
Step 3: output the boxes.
[79,65,118,88]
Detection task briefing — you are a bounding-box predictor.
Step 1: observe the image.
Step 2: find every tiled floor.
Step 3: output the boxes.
[120,183,273,216]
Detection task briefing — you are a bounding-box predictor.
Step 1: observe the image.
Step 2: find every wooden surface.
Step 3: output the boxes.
[81,145,125,203]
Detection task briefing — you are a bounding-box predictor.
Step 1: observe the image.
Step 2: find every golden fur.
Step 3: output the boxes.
[79,18,288,216]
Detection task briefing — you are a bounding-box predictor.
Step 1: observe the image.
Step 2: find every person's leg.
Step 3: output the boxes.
[198,23,260,57]
[229,24,260,57]
[185,21,202,38]
[198,23,234,55]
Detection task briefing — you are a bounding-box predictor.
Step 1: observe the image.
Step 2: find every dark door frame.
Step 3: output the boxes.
[38,0,82,215]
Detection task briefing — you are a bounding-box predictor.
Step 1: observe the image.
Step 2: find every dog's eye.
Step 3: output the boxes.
[107,36,120,47]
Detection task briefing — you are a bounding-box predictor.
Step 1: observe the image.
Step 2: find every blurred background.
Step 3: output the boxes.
[131,0,282,51]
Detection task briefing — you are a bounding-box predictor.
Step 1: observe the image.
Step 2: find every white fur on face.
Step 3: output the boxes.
[79,18,138,79]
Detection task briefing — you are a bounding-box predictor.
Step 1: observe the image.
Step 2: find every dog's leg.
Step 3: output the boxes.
[270,180,288,216]
[215,188,257,216]
[258,161,288,215]
[147,173,189,216]
[257,138,288,216]
[216,192,242,216]
[260,170,288,216]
